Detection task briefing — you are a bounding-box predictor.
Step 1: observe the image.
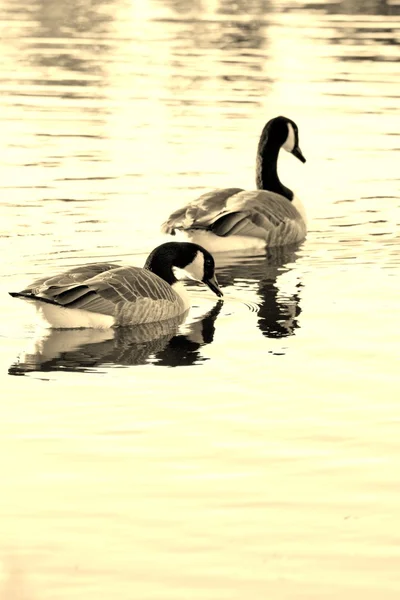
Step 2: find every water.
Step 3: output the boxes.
[1,0,400,597]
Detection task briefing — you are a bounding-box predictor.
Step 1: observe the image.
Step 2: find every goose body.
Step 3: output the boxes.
[162,116,307,252]
[9,242,223,329]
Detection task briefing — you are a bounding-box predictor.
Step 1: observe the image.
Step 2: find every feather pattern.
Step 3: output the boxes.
[162,189,306,246]
[16,265,185,327]
[28,263,119,294]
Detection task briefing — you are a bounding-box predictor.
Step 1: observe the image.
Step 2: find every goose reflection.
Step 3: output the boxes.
[8,301,224,375]
[216,243,303,339]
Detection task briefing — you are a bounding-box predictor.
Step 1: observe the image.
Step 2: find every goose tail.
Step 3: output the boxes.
[9,291,60,306]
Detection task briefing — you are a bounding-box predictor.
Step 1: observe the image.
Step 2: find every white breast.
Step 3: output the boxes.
[171,281,191,311]
[291,195,307,224]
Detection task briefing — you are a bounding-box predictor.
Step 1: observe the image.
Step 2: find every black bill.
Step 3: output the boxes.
[292,146,306,163]
[204,275,223,298]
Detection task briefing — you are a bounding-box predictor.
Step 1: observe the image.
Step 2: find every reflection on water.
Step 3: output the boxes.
[8,244,302,374]
[257,278,302,338]
[8,301,224,375]
[35,0,113,37]
[217,244,303,339]
[324,0,398,16]
[1,0,400,598]
[154,300,223,366]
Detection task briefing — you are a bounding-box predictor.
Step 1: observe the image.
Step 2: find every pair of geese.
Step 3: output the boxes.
[10,116,307,329]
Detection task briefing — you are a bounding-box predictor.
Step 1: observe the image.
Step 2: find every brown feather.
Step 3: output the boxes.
[161,188,306,245]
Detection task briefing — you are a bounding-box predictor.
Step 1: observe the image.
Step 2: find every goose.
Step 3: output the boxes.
[161,116,307,252]
[9,242,223,329]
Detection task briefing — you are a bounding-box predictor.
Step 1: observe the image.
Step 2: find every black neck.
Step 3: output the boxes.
[255,139,293,201]
[144,247,177,286]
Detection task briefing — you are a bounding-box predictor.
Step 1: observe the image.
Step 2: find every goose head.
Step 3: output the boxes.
[263,116,306,163]
[145,242,223,297]
[184,245,223,297]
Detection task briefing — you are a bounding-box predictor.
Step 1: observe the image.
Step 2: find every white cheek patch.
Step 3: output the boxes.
[175,251,205,282]
[172,266,187,281]
[187,251,205,281]
[283,122,296,152]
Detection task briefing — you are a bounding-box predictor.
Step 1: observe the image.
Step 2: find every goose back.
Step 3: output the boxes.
[16,265,186,327]
[162,188,306,246]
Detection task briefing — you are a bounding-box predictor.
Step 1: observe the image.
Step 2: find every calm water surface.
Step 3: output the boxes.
[1,0,400,598]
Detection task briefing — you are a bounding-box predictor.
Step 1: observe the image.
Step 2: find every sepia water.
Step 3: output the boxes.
[1,0,400,597]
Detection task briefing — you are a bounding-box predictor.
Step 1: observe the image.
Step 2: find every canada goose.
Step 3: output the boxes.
[162,116,307,252]
[9,242,223,329]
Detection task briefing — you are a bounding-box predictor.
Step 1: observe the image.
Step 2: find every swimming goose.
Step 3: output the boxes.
[9,242,223,329]
[161,116,307,252]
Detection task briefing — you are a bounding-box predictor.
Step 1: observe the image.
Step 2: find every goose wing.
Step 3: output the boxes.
[161,188,244,234]
[25,263,120,295]
[162,188,306,244]
[19,266,180,323]
[211,190,306,244]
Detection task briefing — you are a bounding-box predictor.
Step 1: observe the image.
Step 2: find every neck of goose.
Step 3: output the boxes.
[171,281,190,310]
[145,257,189,309]
[144,254,177,286]
[255,142,293,201]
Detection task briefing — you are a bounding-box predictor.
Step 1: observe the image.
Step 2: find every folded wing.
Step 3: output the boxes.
[162,188,306,245]
[161,188,244,234]
[17,265,182,324]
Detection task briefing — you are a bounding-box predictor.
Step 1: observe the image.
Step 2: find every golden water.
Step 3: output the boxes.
[1,0,400,598]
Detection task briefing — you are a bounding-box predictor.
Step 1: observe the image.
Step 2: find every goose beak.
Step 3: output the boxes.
[292,146,306,163]
[204,275,223,298]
